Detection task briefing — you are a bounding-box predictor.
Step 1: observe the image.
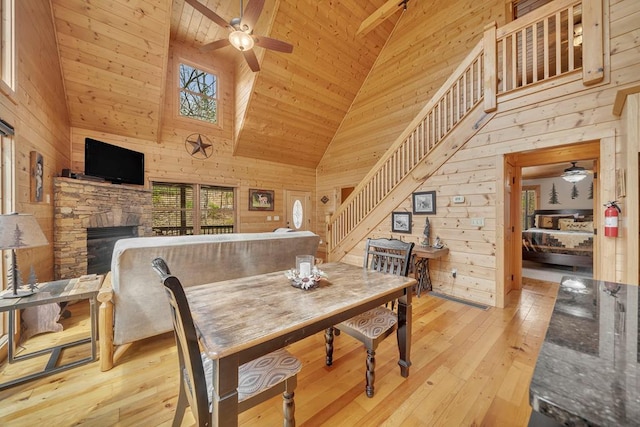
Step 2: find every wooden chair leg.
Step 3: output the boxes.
[324,327,334,366]
[366,349,375,398]
[172,385,187,427]
[283,390,295,427]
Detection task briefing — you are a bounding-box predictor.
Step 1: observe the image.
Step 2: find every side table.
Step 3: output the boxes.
[0,274,103,390]
[413,246,449,296]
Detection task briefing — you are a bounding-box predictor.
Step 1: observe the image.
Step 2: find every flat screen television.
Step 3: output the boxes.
[84,138,145,185]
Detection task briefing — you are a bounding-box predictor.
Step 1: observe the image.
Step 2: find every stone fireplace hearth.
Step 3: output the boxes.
[54,177,152,279]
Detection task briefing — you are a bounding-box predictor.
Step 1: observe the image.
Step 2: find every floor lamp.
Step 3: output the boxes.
[0,213,48,299]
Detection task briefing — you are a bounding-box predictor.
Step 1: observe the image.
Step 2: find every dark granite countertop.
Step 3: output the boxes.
[530,276,640,426]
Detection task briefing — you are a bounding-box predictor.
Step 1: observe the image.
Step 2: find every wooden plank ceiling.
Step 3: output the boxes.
[51,0,401,168]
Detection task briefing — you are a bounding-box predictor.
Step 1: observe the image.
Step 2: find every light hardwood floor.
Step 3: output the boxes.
[0,278,558,426]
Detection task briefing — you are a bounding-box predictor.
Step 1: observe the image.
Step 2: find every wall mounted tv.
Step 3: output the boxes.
[84,138,145,185]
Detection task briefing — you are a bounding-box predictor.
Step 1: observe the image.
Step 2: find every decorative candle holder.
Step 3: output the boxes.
[296,255,314,278]
[286,255,326,290]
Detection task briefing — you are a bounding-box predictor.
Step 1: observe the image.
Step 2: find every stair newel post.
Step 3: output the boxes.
[582,0,604,85]
[483,21,498,113]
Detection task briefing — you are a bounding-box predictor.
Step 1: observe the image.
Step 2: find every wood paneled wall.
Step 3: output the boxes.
[618,91,640,284]
[0,1,71,282]
[316,0,507,256]
[69,40,316,235]
[320,0,640,304]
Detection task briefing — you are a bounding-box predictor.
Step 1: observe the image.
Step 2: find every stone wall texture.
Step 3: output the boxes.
[54,178,152,279]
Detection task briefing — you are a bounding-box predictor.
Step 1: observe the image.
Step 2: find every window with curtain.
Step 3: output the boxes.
[521,185,539,230]
[152,182,234,236]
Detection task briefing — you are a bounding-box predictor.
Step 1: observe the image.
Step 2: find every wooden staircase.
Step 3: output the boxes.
[327,0,601,261]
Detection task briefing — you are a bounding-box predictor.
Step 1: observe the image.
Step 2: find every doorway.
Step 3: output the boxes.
[284,190,312,231]
[503,141,600,302]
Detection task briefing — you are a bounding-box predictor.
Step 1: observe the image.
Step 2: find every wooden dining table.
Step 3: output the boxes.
[184,261,417,427]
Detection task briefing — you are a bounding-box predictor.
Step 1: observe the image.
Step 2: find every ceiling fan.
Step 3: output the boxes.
[185,0,293,72]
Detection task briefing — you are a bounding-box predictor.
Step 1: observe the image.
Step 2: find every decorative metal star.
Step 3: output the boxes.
[185,133,213,159]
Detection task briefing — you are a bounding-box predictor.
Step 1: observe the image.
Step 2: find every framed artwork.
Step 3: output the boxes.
[30,151,44,203]
[391,211,412,233]
[412,191,436,214]
[616,168,626,199]
[249,189,275,211]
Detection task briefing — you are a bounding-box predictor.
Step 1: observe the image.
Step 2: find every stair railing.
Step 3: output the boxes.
[328,0,597,257]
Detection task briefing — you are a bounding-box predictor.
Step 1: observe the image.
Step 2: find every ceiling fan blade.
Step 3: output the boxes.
[200,38,231,52]
[184,0,231,30]
[242,49,261,72]
[253,36,293,53]
[357,0,406,36]
[240,0,265,31]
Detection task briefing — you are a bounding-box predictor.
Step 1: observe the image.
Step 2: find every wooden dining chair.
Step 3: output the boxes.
[324,237,414,398]
[151,258,302,427]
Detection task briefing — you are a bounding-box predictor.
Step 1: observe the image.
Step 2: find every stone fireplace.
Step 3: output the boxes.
[54,177,153,279]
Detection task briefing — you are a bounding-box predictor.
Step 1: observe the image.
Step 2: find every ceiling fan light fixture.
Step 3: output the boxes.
[229,30,254,51]
[562,162,588,183]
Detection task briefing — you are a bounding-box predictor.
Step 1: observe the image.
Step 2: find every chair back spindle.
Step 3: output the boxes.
[364,238,414,277]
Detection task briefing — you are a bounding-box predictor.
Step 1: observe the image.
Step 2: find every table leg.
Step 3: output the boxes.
[90,296,97,360]
[8,308,16,363]
[422,258,432,293]
[415,257,434,296]
[212,356,240,427]
[396,288,412,377]
[1,300,97,391]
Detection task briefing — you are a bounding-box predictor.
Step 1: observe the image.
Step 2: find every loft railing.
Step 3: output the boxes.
[496,0,584,93]
[327,0,602,257]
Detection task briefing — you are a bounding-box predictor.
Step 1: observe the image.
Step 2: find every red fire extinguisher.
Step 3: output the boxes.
[604,201,621,237]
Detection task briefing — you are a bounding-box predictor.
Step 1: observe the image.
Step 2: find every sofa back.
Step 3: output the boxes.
[110,231,320,345]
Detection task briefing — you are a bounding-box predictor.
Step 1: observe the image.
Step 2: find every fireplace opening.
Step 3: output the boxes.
[87,226,138,275]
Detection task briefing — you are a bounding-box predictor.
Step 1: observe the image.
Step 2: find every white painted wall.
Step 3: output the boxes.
[523,175,594,210]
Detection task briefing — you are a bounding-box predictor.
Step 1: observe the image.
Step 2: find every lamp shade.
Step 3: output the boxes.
[0,213,48,250]
[228,30,255,51]
[561,162,588,183]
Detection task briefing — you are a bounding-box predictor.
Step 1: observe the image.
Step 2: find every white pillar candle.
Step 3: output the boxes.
[299,262,311,277]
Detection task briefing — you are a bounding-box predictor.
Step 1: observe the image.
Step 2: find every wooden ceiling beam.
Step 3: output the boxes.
[356,0,403,36]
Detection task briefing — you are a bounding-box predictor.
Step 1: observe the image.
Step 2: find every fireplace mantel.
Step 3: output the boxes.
[53,177,152,279]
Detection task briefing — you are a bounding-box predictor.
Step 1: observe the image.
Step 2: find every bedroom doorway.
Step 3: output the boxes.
[504,141,600,298]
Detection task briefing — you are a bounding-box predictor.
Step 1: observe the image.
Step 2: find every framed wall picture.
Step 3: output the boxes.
[30,151,44,203]
[391,211,412,233]
[248,189,275,211]
[412,190,436,214]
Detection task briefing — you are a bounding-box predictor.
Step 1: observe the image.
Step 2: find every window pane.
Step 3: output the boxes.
[152,183,194,235]
[521,188,539,229]
[152,182,234,236]
[200,185,234,234]
[180,92,217,122]
[1,0,16,90]
[179,63,217,124]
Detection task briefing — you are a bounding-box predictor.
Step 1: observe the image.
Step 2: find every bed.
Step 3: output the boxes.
[522,209,594,268]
